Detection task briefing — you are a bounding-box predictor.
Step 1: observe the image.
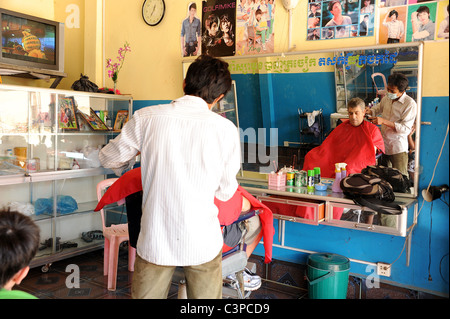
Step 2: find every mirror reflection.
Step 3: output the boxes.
[220,43,421,198]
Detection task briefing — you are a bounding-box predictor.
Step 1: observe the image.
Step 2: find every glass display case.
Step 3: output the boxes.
[0,84,132,269]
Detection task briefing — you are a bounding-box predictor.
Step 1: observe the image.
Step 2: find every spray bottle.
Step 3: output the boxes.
[340,163,347,178]
[332,163,343,193]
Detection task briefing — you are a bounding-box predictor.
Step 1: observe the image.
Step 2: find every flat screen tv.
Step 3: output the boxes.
[0,8,64,73]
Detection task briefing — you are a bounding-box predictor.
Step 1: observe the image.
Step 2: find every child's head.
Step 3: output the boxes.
[0,209,40,288]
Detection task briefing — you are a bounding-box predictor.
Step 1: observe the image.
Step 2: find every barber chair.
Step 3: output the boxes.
[173,210,263,299]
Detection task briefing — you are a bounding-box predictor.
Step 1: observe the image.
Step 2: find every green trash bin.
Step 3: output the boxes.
[306,253,350,299]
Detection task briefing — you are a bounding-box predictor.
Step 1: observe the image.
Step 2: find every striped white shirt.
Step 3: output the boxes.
[99,95,241,266]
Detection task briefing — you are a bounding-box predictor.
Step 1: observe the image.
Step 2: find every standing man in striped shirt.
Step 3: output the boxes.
[99,55,241,299]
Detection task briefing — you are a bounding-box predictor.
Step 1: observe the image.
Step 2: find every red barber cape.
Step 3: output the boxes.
[95,167,274,263]
[302,120,384,178]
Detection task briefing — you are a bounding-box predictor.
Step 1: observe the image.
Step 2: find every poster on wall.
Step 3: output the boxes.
[235,0,276,55]
[436,0,449,39]
[201,0,236,57]
[378,0,448,43]
[181,2,202,57]
[306,0,376,41]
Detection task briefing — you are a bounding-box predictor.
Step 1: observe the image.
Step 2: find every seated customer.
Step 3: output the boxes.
[0,209,40,299]
[94,167,274,264]
[303,97,385,178]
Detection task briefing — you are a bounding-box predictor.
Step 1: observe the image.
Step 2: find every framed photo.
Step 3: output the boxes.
[58,96,78,130]
[113,110,129,131]
[78,108,109,131]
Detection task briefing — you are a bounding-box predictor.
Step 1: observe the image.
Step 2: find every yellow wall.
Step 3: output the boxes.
[422,41,449,97]
[103,0,450,100]
[0,0,448,99]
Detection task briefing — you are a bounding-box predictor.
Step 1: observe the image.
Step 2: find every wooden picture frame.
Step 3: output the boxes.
[113,110,129,132]
[58,96,78,130]
[78,108,109,131]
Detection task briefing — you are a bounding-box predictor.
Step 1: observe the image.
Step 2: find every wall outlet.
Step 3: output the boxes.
[377,262,391,277]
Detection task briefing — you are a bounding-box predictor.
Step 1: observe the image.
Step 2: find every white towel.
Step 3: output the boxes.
[306,110,321,127]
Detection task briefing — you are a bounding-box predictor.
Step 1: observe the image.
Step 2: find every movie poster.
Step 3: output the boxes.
[306,0,376,41]
[235,0,276,55]
[202,0,236,57]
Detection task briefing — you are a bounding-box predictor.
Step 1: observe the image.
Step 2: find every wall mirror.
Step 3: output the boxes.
[181,43,422,199]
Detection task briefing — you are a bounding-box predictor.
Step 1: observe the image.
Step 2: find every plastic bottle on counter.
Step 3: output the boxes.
[332,164,343,193]
[340,163,347,178]
[307,170,315,191]
[314,167,321,185]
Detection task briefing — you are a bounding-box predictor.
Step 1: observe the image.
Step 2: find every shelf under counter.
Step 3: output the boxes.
[237,176,417,235]
[0,167,114,185]
[237,177,417,206]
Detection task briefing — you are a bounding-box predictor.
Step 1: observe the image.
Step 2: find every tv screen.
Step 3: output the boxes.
[1,12,56,67]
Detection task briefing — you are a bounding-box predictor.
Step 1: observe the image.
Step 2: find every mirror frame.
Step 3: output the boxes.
[181,42,423,199]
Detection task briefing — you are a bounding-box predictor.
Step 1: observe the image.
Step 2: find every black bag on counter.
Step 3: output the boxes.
[361,165,411,193]
[340,173,402,215]
[71,74,99,92]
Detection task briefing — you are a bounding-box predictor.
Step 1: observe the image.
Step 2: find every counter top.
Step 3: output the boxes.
[237,177,417,208]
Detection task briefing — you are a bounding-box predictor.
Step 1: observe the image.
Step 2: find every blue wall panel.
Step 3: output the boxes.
[232,72,336,145]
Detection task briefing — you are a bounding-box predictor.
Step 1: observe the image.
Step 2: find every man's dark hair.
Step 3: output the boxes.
[328,0,340,12]
[189,2,196,10]
[184,54,232,104]
[388,73,409,93]
[388,10,398,18]
[416,6,430,15]
[0,209,40,288]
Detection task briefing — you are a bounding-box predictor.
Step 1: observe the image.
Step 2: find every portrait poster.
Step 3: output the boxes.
[235,0,275,55]
[406,1,437,42]
[436,0,449,40]
[306,0,376,41]
[378,5,408,44]
[181,2,202,57]
[202,0,236,57]
[378,1,442,43]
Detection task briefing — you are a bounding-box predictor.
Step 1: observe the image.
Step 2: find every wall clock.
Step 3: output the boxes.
[142,0,165,26]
